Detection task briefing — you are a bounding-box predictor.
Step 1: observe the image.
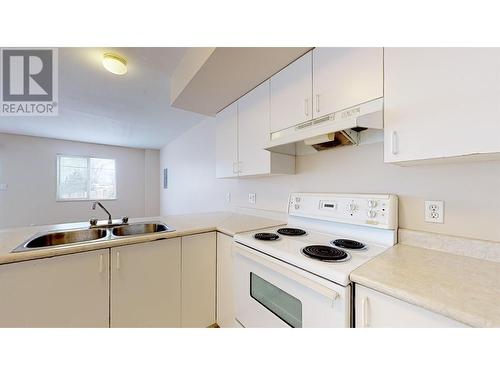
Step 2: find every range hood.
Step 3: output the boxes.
[265,97,383,154]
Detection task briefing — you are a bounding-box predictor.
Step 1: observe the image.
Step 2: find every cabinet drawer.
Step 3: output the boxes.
[355,284,467,328]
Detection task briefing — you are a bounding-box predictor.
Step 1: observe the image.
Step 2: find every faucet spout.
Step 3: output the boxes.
[92,201,112,225]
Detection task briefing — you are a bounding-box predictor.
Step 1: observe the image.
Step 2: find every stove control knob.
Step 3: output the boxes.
[294,204,300,210]
[367,200,378,208]
[367,209,377,219]
[346,202,357,213]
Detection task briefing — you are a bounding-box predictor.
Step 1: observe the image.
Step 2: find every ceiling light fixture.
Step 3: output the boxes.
[102,53,128,75]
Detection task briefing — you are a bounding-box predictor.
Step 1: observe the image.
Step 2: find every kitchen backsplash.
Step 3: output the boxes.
[160,117,500,242]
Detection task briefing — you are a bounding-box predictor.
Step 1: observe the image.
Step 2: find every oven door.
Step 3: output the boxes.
[233,242,350,328]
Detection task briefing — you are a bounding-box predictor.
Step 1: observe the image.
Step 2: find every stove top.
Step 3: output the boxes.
[235,226,391,286]
[301,245,351,262]
[254,232,280,241]
[330,238,366,250]
[276,227,307,236]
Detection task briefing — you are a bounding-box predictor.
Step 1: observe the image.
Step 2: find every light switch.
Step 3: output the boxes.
[0,183,7,191]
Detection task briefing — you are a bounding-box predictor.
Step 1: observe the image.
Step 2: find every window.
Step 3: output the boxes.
[250,272,302,328]
[57,155,116,201]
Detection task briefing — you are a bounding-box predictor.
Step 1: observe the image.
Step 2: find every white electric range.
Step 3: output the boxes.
[233,192,398,328]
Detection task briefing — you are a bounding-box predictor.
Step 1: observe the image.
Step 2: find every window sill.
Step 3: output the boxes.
[56,198,118,203]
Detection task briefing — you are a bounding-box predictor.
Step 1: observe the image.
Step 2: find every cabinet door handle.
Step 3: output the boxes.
[361,297,370,328]
[391,131,399,155]
[98,254,104,274]
[116,251,120,270]
[304,98,309,117]
[232,161,239,174]
[316,94,320,113]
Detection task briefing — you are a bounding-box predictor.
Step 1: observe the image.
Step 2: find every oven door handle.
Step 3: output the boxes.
[234,243,340,302]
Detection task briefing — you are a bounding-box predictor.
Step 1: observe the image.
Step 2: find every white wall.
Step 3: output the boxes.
[160,118,237,215]
[160,118,500,242]
[0,133,160,228]
[144,149,161,217]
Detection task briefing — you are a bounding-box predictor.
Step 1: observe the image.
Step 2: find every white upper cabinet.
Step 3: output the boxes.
[270,51,313,133]
[215,102,238,178]
[215,81,295,178]
[313,48,383,117]
[238,81,271,176]
[238,80,294,176]
[384,48,500,164]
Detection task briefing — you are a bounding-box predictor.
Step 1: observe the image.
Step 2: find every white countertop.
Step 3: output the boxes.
[0,212,285,265]
[350,243,500,328]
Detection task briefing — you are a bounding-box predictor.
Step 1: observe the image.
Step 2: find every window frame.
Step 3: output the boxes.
[56,154,118,202]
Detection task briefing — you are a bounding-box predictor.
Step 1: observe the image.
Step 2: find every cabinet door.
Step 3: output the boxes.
[181,232,216,327]
[270,51,312,133]
[110,238,181,327]
[313,47,383,117]
[216,232,238,328]
[384,48,500,163]
[355,285,467,328]
[238,80,272,176]
[215,101,239,178]
[0,250,109,327]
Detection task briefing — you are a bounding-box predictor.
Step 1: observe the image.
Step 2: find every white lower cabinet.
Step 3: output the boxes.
[110,238,182,328]
[355,284,467,328]
[181,232,216,327]
[216,232,238,328]
[0,249,109,328]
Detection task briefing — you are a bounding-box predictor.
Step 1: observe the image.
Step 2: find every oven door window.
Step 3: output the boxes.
[250,272,302,328]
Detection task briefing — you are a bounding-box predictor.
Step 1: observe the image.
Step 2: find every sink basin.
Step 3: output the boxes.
[112,223,171,237]
[14,228,108,252]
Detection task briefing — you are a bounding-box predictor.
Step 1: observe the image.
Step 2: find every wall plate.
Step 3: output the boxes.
[425,200,444,223]
[248,193,256,204]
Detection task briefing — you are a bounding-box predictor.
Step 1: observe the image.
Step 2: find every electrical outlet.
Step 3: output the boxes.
[225,192,231,203]
[0,183,7,191]
[248,193,256,204]
[425,200,444,223]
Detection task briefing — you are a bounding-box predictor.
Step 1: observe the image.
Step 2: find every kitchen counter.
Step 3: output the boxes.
[0,212,285,265]
[350,244,500,328]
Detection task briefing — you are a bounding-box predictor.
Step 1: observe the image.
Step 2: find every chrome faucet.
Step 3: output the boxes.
[91,201,112,225]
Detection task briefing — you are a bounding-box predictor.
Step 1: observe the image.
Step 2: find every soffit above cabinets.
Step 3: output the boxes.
[170,47,313,116]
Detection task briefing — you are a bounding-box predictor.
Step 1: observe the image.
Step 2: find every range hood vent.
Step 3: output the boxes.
[265,97,383,154]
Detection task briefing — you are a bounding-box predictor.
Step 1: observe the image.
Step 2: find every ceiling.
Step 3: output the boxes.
[171,47,312,115]
[0,47,207,149]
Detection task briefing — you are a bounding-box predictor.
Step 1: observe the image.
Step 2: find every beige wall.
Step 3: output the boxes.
[0,133,160,228]
[160,118,500,242]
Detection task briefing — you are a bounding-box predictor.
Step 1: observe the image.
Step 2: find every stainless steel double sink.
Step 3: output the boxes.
[12,222,174,253]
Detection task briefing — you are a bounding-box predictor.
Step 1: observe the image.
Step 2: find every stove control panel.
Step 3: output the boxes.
[288,193,398,230]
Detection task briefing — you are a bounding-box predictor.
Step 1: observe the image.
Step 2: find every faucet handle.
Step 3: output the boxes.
[89,218,98,227]
[122,216,129,224]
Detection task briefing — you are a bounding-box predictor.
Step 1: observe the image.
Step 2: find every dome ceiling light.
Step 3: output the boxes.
[102,53,128,75]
